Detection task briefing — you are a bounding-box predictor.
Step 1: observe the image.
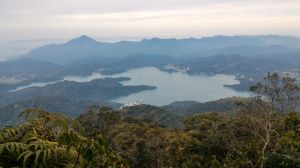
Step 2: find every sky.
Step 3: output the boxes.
[1,0,300,43]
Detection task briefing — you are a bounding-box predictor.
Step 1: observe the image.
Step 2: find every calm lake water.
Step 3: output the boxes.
[10,73,106,92]
[12,67,249,105]
[112,67,249,105]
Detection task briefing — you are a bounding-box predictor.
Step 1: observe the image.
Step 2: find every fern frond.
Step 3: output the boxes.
[18,150,34,166]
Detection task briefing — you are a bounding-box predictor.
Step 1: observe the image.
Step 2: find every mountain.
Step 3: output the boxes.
[65,54,179,76]
[0,58,63,84]
[1,77,156,106]
[0,96,245,128]
[24,35,300,65]
[25,35,106,64]
[162,97,249,117]
[209,45,297,56]
[66,35,98,45]
[0,95,121,127]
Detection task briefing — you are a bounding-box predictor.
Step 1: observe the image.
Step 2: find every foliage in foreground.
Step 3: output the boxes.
[76,73,300,168]
[0,73,300,168]
[0,109,127,168]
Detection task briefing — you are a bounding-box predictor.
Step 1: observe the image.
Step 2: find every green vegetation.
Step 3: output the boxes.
[0,73,300,167]
[0,109,127,167]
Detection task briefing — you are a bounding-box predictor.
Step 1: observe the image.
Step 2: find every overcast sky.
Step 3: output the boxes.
[1,0,300,42]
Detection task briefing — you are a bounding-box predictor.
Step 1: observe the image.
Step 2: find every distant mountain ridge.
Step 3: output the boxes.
[24,35,300,64]
[67,35,98,45]
[2,35,300,128]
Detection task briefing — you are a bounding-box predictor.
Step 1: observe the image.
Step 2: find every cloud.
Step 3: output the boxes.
[0,0,300,42]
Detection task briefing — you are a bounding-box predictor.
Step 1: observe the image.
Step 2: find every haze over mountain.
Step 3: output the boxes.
[1,34,300,126]
[2,0,300,167]
[25,35,300,64]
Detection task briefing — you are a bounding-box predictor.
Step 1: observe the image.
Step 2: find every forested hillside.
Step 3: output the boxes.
[2,0,300,167]
[0,73,299,167]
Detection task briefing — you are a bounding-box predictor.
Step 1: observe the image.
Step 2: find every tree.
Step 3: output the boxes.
[179,73,300,168]
[182,112,231,167]
[265,113,300,168]
[77,106,121,136]
[0,109,128,168]
[250,73,300,113]
[248,72,300,168]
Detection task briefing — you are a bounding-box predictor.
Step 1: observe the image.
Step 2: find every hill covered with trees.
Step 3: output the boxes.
[0,73,300,167]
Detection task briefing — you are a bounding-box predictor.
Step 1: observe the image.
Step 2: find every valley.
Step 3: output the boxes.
[1,35,300,128]
[2,0,300,167]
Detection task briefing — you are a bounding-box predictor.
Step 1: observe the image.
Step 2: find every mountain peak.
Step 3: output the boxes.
[66,35,97,45]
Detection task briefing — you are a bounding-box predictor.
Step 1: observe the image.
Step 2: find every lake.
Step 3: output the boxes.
[112,67,249,105]
[11,67,249,106]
